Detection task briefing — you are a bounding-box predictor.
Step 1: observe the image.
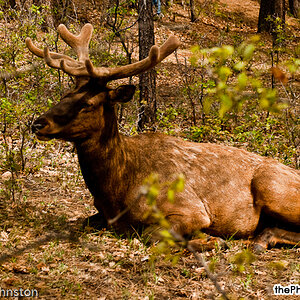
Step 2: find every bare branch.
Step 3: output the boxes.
[169,229,230,300]
[0,62,40,80]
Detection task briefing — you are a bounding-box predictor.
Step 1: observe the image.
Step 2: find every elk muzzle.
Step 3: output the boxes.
[32,117,52,140]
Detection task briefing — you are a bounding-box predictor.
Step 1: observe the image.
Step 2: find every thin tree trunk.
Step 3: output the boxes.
[289,0,300,17]
[258,0,285,33]
[51,0,72,28]
[138,0,156,132]
[274,0,285,24]
[190,0,196,22]
[9,0,16,8]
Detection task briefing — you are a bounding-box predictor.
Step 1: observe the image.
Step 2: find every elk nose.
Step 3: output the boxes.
[32,117,49,133]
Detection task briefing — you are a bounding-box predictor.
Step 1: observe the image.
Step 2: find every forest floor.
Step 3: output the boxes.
[0,0,300,299]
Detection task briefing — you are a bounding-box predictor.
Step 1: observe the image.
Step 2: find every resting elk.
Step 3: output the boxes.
[26,24,300,253]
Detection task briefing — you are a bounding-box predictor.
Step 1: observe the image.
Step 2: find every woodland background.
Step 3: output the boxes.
[0,0,299,299]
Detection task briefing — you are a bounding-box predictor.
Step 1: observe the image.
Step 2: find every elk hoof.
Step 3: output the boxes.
[83,212,107,231]
[188,236,228,252]
[217,238,229,250]
[252,243,266,254]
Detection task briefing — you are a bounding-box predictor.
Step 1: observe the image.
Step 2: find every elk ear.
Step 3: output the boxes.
[108,85,136,103]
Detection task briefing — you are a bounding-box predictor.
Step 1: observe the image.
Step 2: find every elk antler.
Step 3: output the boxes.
[26,23,180,82]
[26,23,93,77]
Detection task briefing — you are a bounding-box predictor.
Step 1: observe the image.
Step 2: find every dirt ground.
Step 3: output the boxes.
[1,145,299,299]
[1,147,299,299]
[0,0,299,299]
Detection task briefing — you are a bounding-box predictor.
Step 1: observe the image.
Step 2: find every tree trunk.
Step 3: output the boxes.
[9,0,16,8]
[289,0,300,17]
[138,0,156,132]
[190,0,196,22]
[258,0,285,33]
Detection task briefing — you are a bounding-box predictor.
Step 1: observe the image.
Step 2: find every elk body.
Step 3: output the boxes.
[27,24,300,252]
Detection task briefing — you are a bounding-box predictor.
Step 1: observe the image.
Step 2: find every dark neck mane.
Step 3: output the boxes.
[74,104,133,218]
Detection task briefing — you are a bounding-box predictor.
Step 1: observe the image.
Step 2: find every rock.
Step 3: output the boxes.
[1,171,12,181]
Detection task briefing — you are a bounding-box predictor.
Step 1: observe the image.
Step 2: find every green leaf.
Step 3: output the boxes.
[234,61,246,71]
[219,94,232,118]
[222,45,234,57]
[243,44,255,60]
[167,189,175,203]
[190,56,197,67]
[259,98,269,109]
[191,45,200,53]
[250,35,260,43]
[251,79,262,89]
[160,229,173,239]
[175,174,185,192]
[159,218,171,229]
[217,81,227,90]
[218,66,232,80]
[237,73,248,90]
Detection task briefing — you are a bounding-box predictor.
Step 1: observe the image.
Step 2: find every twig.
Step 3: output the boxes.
[108,188,147,225]
[107,15,140,36]
[170,229,230,300]
[108,188,230,299]
[0,62,40,80]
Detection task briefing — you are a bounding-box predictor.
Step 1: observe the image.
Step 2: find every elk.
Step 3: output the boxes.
[26,24,300,252]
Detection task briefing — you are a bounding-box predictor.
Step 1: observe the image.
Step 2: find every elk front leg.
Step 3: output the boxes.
[161,205,227,251]
[143,197,215,251]
[83,212,108,230]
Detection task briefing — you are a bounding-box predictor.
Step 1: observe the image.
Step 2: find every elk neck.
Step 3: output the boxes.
[73,103,136,217]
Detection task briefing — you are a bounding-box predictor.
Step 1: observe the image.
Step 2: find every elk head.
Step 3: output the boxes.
[26,24,180,142]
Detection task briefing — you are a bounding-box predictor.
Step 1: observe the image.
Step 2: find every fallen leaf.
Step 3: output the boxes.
[271,67,288,85]
[0,231,9,242]
[2,276,19,286]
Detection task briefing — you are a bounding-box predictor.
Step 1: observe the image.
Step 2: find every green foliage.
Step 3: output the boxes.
[171,35,299,168]
[167,174,185,203]
[156,107,179,134]
[231,249,256,273]
[141,173,185,264]
[268,260,289,276]
[0,5,59,202]
[142,173,185,212]
[105,0,137,64]
[191,36,287,116]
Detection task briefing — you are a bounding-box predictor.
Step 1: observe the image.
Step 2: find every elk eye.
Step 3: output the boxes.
[81,102,94,111]
[85,102,93,107]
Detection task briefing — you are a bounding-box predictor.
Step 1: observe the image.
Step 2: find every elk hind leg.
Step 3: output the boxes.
[251,164,300,252]
[252,163,300,226]
[253,228,300,253]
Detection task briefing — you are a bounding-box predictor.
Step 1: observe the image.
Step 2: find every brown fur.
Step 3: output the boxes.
[28,24,300,252]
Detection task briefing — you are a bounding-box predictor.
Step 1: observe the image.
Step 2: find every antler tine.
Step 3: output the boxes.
[58,23,93,62]
[26,37,80,70]
[156,36,181,63]
[26,24,93,77]
[87,35,181,81]
[25,37,44,58]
